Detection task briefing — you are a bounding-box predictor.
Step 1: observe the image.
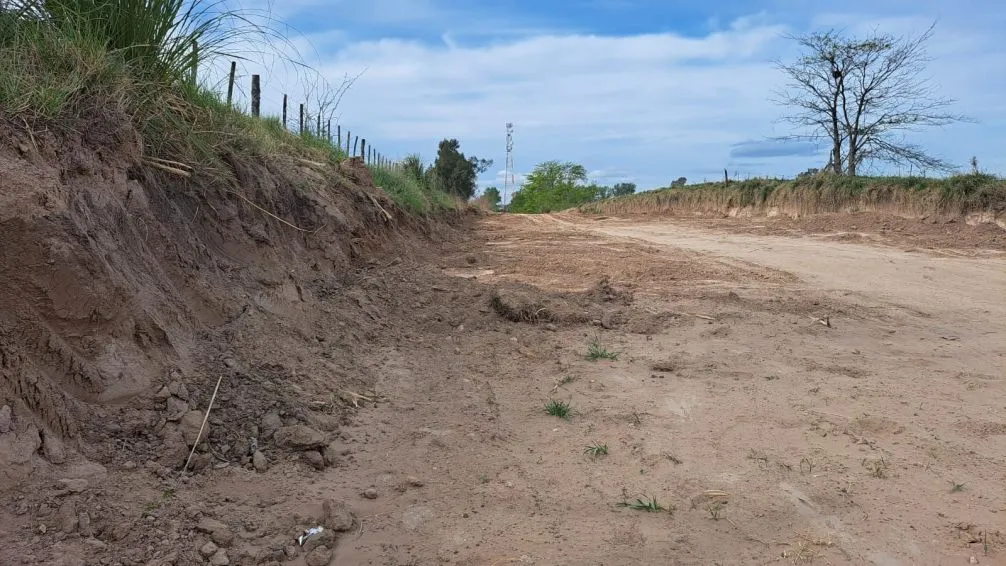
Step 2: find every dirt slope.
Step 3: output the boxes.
[0,116,464,564]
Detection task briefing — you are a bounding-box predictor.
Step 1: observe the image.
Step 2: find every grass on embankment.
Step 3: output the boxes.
[0,0,453,214]
[579,174,1006,219]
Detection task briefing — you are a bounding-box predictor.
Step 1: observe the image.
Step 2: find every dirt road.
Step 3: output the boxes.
[314,213,1004,565]
[11,212,1004,566]
[591,217,1006,318]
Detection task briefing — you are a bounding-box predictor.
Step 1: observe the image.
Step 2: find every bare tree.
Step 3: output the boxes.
[302,70,361,138]
[773,23,970,176]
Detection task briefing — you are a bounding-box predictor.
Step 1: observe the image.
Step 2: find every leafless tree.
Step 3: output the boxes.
[773,23,970,176]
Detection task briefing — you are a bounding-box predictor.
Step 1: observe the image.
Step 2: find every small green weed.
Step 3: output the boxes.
[584,442,608,458]
[479,474,489,484]
[950,481,965,493]
[619,495,666,512]
[544,399,572,420]
[586,336,619,361]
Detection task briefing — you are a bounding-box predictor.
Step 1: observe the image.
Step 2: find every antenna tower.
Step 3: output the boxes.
[504,122,515,210]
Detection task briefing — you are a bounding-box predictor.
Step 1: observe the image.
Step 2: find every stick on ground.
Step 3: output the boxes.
[183,374,224,473]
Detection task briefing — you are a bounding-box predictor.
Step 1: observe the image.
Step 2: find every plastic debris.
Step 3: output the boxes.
[297,526,324,546]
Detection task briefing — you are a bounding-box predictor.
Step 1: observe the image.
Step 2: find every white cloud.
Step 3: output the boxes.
[221,7,1005,190]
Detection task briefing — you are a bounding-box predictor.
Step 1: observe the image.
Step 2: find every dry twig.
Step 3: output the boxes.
[183,374,224,473]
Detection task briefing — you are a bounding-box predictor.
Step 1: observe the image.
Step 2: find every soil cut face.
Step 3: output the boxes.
[2,139,1005,566]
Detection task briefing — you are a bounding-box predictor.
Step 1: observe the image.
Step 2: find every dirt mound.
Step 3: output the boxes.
[488,277,641,331]
[0,112,456,486]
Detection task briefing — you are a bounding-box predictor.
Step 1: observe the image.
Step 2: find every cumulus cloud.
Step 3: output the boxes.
[219,2,1005,190]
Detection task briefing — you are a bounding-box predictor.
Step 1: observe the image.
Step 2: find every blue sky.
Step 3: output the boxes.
[225,0,1006,196]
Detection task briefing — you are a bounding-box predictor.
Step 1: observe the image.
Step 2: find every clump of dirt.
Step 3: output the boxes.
[490,290,558,323]
[489,285,587,324]
[589,275,634,305]
[489,276,637,327]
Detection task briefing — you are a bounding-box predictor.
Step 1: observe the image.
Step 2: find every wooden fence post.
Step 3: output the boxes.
[226,61,236,107]
[346,131,351,154]
[337,125,341,148]
[723,168,729,185]
[327,120,331,142]
[299,104,304,135]
[190,40,199,86]
[250,75,260,117]
[282,94,287,129]
[361,139,367,162]
[353,136,358,157]
[316,114,321,137]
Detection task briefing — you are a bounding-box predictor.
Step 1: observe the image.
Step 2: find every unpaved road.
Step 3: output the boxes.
[318,213,1005,565]
[13,212,1004,566]
[591,217,1006,318]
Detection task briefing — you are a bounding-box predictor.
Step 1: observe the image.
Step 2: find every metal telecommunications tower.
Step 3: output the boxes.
[504,122,515,210]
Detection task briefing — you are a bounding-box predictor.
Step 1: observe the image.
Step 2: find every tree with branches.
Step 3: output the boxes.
[773,23,970,176]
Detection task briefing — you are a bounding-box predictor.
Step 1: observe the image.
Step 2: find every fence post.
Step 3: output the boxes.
[337,125,341,148]
[250,75,260,117]
[226,61,236,107]
[190,40,199,86]
[353,136,358,157]
[361,139,366,161]
[346,131,351,154]
[316,114,321,137]
[723,168,729,185]
[282,94,287,129]
[327,120,331,142]
[299,104,304,135]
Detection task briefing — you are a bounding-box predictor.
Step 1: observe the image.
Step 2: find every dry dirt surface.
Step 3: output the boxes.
[3,205,1006,565]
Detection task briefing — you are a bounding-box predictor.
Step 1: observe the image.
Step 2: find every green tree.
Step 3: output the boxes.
[431,138,493,199]
[508,161,598,213]
[481,186,501,210]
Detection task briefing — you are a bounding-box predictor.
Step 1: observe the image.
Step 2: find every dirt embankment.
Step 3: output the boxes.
[0,111,459,488]
[579,178,1006,232]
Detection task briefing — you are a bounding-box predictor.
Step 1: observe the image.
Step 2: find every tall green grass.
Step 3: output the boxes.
[0,0,451,213]
[369,161,457,214]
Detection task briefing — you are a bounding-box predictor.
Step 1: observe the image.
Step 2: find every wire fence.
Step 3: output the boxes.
[226,62,400,170]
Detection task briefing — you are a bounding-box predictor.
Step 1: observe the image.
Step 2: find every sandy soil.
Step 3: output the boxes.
[4,211,1005,565]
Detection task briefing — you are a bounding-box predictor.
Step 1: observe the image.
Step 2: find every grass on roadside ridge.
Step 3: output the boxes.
[0,0,456,214]
[579,172,1006,218]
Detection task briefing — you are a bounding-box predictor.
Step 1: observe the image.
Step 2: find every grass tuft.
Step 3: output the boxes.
[619,495,667,512]
[586,336,619,361]
[584,441,608,458]
[544,399,572,420]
